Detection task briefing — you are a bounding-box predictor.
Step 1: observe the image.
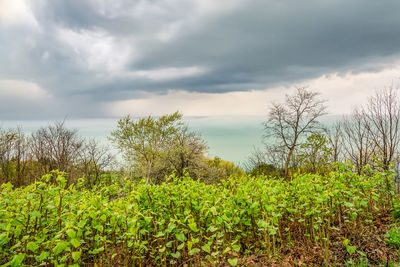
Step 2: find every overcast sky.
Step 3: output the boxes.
[1,0,400,120]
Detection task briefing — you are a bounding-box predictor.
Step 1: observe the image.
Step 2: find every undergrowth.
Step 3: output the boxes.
[0,165,398,266]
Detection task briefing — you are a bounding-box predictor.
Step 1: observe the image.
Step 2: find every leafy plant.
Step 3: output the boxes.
[0,166,395,265]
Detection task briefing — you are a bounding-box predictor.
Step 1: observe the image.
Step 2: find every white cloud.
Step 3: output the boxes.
[0,0,38,27]
[0,80,50,100]
[107,89,274,117]
[106,65,400,117]
[193,0,245,16]
[56,27,132,73]
[309,66,400,114]
[123,66,207,81]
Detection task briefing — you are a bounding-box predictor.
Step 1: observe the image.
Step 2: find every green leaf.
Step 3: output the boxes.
[155,231,164,238]
[346,245,357,255]
[188,222,198,232]
[66,229,76,239]
[72,251,81,262]
[201,243,211,253]
[30,210,41,218]
[89,247,104,255]
[35,251,49,262]
[232,244,240,253]
[189,248,200,256]
[53,241,69,255]
[7,253,25,267]
[166,222,176,233]
[177,243,185,250]
[171,251,180,259]
[27,241,39,252]
[175,232,186,242]
[228,257,238,266]
[0,233,10,247]
[70,238,80,248]
[207,225,218,233]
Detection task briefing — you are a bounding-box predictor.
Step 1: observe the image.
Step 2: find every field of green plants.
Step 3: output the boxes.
[0,165,399,266]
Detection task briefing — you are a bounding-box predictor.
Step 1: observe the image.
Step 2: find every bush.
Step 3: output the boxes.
[0,166,395,266]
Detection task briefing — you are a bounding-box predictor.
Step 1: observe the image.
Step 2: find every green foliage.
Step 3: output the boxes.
[204,157,245,183]
[386,228,400,249]
[0,166,395,265]
[298,133,332,174]
[248,162,278,177]
[109,112,208,183]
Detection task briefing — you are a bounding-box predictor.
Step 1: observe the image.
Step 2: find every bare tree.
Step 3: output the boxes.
[362,86,400,170]
[79,139,114,187]
[341,108,375,173]
[0,128,17,182]
[12,128,31,186]
[323,121,344,163]
[30,121,84,183]
[263,87,327,178]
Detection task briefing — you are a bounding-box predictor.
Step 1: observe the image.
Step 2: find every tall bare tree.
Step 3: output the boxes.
[264,87,327,178]
[323,121,344,163]
[341,108,375,173]
[12,128,31,186]
[362,86,400,170]
[0,128,17,182]
[79,139,114,188]
[30,121,84,183]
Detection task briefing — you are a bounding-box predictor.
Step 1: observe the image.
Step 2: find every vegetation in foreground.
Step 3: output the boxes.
[0,166,399,266]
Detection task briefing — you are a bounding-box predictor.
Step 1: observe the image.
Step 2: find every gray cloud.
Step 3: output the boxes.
[1,0,400,119]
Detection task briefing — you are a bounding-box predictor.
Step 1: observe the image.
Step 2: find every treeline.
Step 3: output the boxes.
[1,84,400,187]
[247,85,400,178]
[0,122,114,187]
[0,116,243,187]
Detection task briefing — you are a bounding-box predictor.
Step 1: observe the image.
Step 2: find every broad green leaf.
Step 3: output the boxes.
[175,232,186,242]
[89,247,104,255]
[201,243,211,253]
[70,238,80,248]
[188,222,198,232]
[66,229,76,239]
[26,241,39,252]
[53,241,69,256]
[72,251,81,262]
[232,244,240,253]
[7,253,25,267]
[189,248,200,256]
[171,251,180,258]
[346,245,357,255]
[35,251,49,262]
[228,258,238,266]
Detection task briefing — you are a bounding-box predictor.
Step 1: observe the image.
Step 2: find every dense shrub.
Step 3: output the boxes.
[0,166,396,266]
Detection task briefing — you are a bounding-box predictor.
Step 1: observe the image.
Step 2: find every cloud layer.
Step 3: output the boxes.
[1,0,400,119]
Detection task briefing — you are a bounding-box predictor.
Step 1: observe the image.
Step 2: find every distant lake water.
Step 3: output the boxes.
[0,115,341,165]
[0,116,266,165]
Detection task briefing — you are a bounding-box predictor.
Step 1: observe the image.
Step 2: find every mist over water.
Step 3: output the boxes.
[0,116,265,164]
[0,116,340,164]
[0,115,342,164]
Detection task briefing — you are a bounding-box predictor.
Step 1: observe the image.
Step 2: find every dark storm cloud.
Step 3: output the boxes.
[1,0,400,119]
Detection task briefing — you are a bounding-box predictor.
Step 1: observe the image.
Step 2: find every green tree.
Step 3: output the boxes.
[298,133,332,174]
[110,112,208,183]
